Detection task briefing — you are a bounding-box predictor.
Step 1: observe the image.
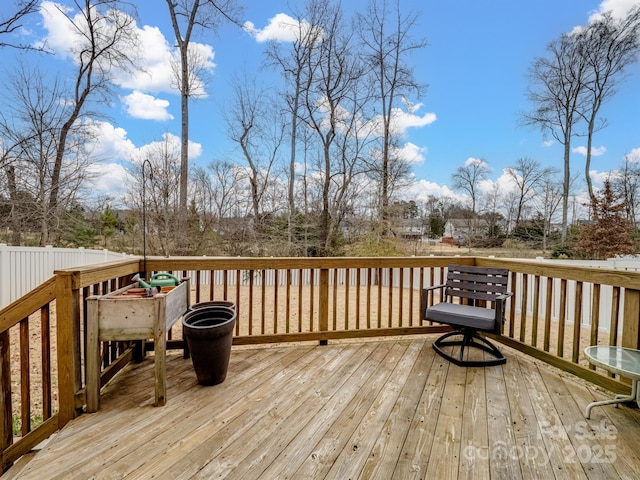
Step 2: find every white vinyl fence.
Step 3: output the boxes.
[0,244,131,309]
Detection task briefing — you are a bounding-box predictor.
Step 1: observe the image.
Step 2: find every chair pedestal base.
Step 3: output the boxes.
[433,329,506,367]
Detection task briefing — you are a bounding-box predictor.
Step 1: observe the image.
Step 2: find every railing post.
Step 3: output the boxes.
[0,329,12,471]
[319,268,329,345]
[622,289,640,349]
[56,272,82,427]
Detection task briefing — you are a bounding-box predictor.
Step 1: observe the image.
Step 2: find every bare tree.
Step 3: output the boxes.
[505,157,554,227]
[299,0,368,255]
[451,158,488,215]
[451,158,489,250]
[191,159,260,255]
[125,135,182,256]
[0,0,39,50]
[193,160,243,226]
[0,64,93,245]
[536,168,563,253]
[576,7,640,205]
[225,76,285,235]
[263,2,325,252]
[164,0,242,220]
[44,0,138,245]
[523,33,588,243]
[610,154,640,227]
[480,184,505,242]
[356,0,427,233]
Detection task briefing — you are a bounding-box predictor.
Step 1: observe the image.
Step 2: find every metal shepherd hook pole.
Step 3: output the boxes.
[142,159,152,280]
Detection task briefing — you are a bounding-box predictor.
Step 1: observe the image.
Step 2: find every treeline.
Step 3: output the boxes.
[0,1,639,259]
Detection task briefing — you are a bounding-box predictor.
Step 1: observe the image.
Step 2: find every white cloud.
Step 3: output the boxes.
[364,103,436,139]
[395,142,427,165]
[132,132,202,163]
[112,24,175,92]
[404,178,460,203]
[86,162,132,199]
[464,157,489,169]
[573,145,607,156]
[244,13,316,43]
[589,169,609,185]
[122,91,173,121]
[38,2,215,96]
[84,121,136,161]
[37,1,77,58]
[625,148,640,163]
[590,0,638,21]
[391,107,437,134]
[542,140,554,147]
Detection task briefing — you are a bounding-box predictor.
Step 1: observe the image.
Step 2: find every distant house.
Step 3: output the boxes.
[443,218,483,246]
[393,219,423,240]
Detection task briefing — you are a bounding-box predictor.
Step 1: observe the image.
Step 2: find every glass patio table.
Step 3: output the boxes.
[584,345,640,419]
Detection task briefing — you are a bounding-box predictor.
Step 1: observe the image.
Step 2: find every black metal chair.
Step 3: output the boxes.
[422,265,512,367]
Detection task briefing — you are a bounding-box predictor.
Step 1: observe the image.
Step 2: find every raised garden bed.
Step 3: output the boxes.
[85,280,190,411]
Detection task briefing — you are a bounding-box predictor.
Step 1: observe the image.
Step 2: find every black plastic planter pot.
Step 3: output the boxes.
[182,307,236,386]
[189,300,236,312]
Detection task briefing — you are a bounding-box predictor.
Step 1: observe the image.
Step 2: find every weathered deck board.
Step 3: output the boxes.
[8,337,640,480]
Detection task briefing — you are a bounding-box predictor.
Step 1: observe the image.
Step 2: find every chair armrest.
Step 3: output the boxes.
[423,283,446,292]
[492,292,513,333]
[495,292,513,301]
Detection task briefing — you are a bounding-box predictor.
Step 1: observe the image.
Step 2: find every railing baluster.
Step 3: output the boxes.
[544,277,553,352]
[20,318,30,435]
[309,269,315,332]
[531,275,540,347]
[609,286,620,347]
[388,268,393,328]
[261,270,266,335]
[319,268,329,345]
[509,271,517,337]
[344,268,350,331]
[377,268,382,329]
[520,273,528,342]
[332,269,337,331]
[398,268,404,327]
[0,328,12,460]
[248,270,254,336]
[356,269,361,330]
[298,269,303,333]
[588,284,601,370]
[274,269,279,335]
[557,279,568,358]
[572,281,583,363]
[235,270,241,336]
[286,269,291,334]
[41,304,52,420]
[409,267,414,326]
[366,268,372,329]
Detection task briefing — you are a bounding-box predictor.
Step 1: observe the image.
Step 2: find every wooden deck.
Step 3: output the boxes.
[6,337,640,480]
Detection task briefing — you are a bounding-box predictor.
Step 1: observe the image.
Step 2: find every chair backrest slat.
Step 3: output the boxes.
[444,265,509,304]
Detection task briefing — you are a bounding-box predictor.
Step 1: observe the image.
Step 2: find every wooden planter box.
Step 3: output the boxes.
[86,280,190,411]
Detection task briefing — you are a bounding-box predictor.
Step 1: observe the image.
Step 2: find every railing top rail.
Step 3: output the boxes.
[0,277,56,332]
[48,254,640,291]
[476,257,640,289]
[144,255,476,271]
[54,259,141,289]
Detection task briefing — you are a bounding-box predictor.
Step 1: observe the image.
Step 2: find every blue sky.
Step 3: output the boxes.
[1,0,639,206]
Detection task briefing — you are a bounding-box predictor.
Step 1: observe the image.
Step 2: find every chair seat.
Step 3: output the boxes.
[426,302,496,331]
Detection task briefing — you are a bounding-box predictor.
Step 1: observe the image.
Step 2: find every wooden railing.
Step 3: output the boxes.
[2,255,640,472]
[0,259,140,471]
